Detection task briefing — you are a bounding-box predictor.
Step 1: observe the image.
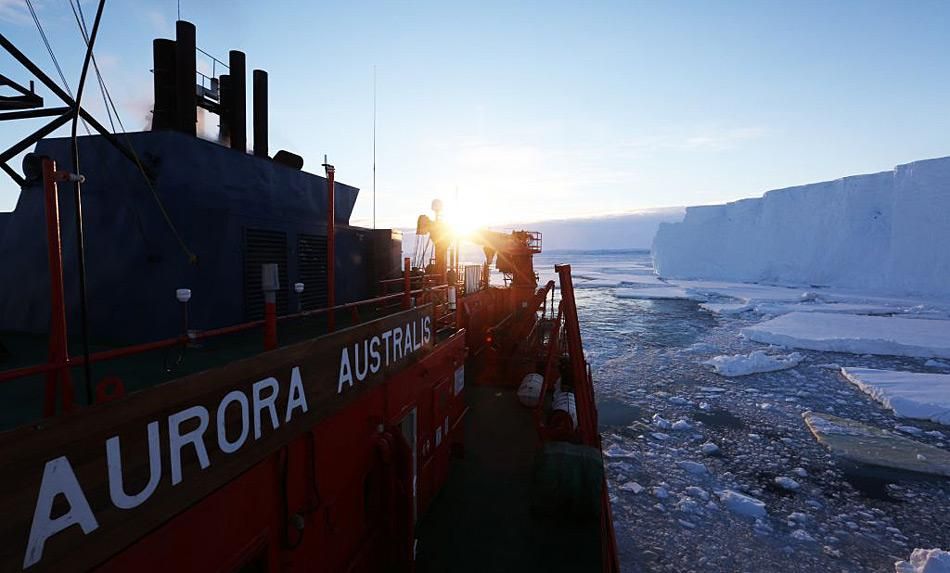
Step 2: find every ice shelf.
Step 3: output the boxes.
[652,156,950,299]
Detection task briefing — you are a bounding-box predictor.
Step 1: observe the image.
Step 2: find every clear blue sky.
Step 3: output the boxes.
[2,0,950,228]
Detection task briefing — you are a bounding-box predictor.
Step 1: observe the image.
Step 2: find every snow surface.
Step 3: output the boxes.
[894,548,950,573]
[841,368,950,425]
[703,350,803,377]
[743,312,950,359]
[652,156,950,299]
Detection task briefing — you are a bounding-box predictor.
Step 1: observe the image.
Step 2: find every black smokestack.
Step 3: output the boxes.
[151,39,177,130]
[218,73,232,143]
[228,50,247,152]
[174,20,197,136]
[253,69,268,157]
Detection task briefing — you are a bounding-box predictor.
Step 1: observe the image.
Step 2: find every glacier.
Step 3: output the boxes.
[652,156,950,299]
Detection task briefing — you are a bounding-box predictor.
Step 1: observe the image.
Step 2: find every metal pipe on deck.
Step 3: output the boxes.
[174,20,197,136]
[325,158,336,331]
[403,258,411,309]
[41,158,74,416]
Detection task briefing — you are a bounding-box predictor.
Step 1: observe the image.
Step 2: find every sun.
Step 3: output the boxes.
[443,204,487,239]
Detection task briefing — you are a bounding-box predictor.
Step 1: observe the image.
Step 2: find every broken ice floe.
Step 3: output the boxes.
[717,489,767,519]
[743,312,950,359]
[894,548,950,573]
[841,367,950,426]
[703,351,803,377]
[803,411,950,477]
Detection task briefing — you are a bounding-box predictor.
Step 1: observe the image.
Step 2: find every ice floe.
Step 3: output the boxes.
[773,476,800,491]
[743,312,950,359]
[700,442,720,455]
[717,489,766,519]
[894,548,950,573]
[803,411,950,477]
[703,350,803,377]
[841,368,950,425]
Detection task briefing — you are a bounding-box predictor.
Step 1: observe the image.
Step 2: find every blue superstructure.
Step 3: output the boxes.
[0,130,400,343]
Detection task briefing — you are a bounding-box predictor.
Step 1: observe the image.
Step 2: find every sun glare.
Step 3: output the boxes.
[443,203,487,239]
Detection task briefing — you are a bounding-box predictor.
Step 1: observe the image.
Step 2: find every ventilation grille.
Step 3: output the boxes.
[297,233,328,310]
[243,228,288,320]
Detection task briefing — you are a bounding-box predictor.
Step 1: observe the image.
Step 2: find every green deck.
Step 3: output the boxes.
[415,385,604,572]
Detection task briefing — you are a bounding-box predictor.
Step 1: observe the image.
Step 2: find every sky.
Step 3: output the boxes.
[2,0,950,229]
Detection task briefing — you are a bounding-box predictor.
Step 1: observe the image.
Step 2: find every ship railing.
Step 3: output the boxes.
[531,265,619,571]
[0,283,452,421]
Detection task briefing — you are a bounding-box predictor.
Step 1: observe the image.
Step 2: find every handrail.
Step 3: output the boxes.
[0,284,452,385]
[377,273,443,285]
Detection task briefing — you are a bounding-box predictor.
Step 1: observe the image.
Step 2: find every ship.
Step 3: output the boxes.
[0,15,620,573]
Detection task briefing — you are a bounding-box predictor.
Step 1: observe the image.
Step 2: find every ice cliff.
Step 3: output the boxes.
[652,156,950,298]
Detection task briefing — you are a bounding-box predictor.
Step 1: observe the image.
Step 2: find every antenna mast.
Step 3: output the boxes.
[372,65,377,229]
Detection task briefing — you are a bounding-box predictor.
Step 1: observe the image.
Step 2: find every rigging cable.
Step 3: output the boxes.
[66,0,150,252]
[68,0,125,133]
[25,0,91,136]
[25,0,72,98]
[66,0,197,265]
[70,0,108,405]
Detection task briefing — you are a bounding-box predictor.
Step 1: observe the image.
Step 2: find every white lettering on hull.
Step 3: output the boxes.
[24,457,99,569]
[107,421,162,509]
[335,315,432,395]
[23,364,315,569]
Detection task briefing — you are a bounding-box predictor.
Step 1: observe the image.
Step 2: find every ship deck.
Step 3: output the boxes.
[415,384,603,572]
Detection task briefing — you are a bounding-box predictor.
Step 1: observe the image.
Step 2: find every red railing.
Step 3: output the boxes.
[0,284,451,384]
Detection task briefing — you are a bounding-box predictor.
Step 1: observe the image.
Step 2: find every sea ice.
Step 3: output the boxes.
[703,351,803,377]
[791,529,816,542]
[743,313,950,359]
[700,442,720,455]
[774,476,800,491]
[620,481,644,494]
[841,368,950,425]
[717,489,767,519]
[685,486,709,500]
[671,419,692,431]
[678,461,708,475]
[894,548,950,573]
[604,445,637,458]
